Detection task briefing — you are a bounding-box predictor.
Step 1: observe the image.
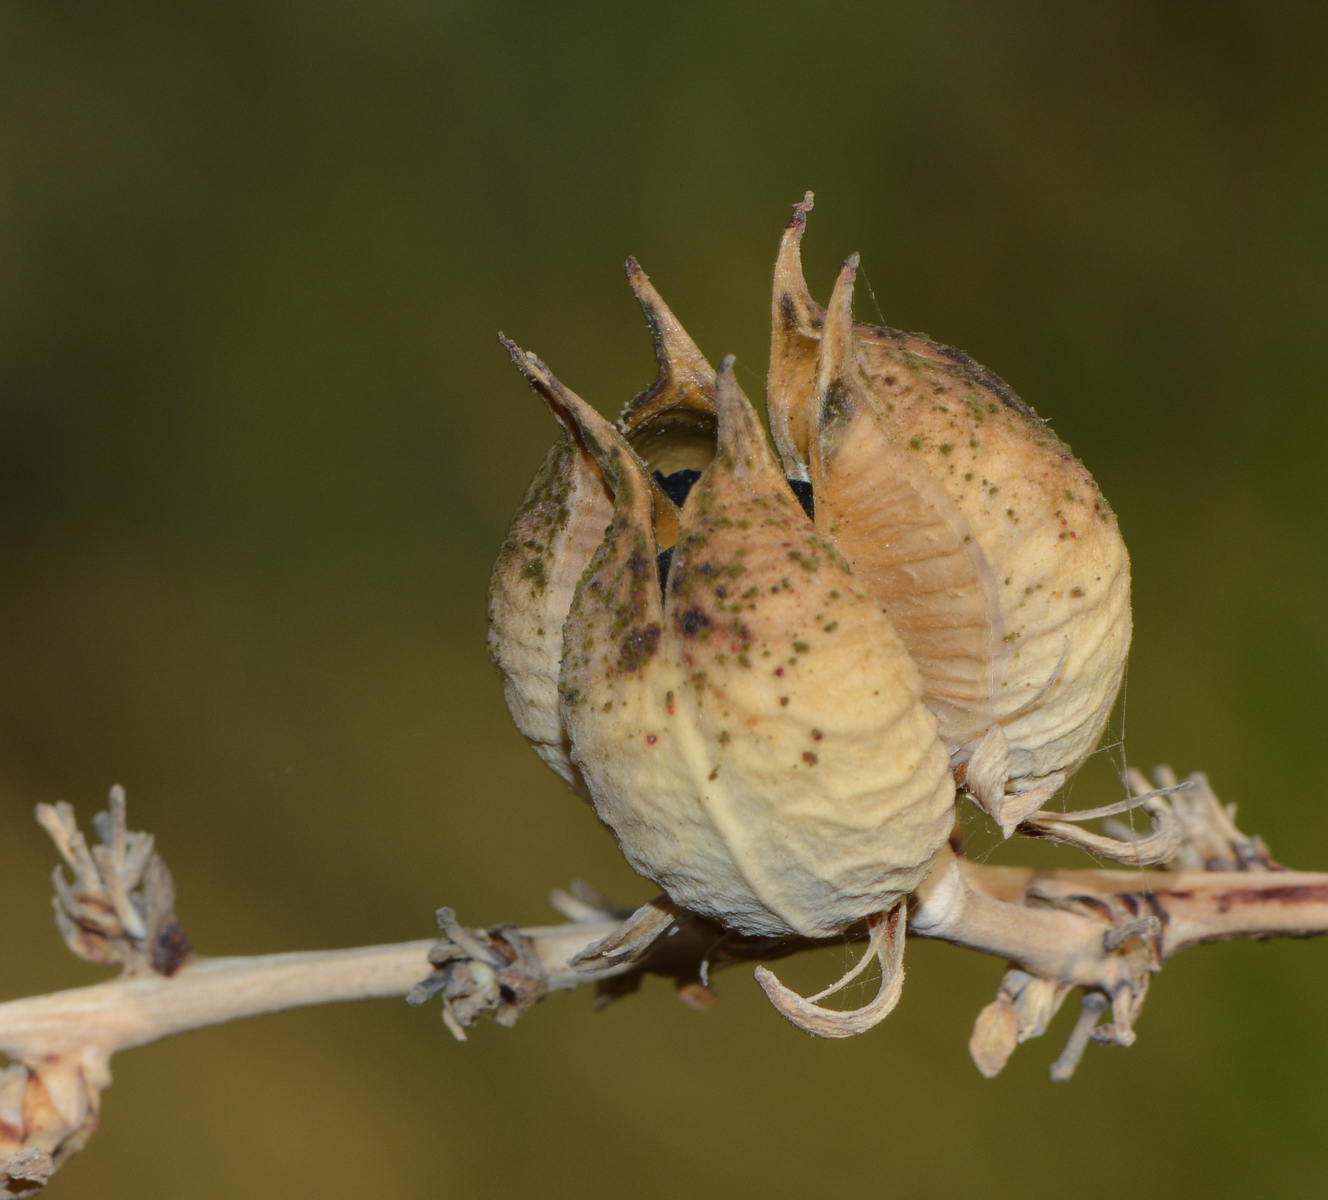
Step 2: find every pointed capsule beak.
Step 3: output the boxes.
[498,334,680,549]
[767,191,828,481]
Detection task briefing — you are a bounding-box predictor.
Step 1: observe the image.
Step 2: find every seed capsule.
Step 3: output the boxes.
[488,262,715,795]
[502,346,954,940]
[490,197,1134,1033]
[768,194,1130,834]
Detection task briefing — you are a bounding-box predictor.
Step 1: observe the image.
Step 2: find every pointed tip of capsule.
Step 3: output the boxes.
[822,253,860,347]
[715,355,747,417]
[787,190,815,230]
[773,196,825,337]
[769,196,826,482]
[499,333,622,461]
[825,254,859,343]
[499,332,553,391]
[500,334,681,545]
[777,195,814,262]
[712,355,788,492]
[713,354,747,442]
[619,258,715,428]
[500,332,598,440]
[623,258,713,384]
[499,335,589,426]
[623,256,653,308]
[812,254,864,409]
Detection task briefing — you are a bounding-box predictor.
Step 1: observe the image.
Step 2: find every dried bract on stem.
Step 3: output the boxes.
[2,788,193,1197]
[37,787,191,977]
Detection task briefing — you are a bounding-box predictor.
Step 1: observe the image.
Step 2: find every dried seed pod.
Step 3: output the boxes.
[491,198,1134,1033]
[505,348,954,940]
[488,263,715,794]
[768,194,1130,832]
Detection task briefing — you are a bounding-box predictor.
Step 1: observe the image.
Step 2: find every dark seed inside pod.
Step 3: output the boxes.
[652,468,703,508]
[652,469,701,598]
[651,470,814,595]
[787,477,815,519]
[655,545,674,600]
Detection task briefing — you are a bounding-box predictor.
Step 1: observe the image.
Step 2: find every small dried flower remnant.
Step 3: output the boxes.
[0,788,195,1198]
[489,195,1132,1034]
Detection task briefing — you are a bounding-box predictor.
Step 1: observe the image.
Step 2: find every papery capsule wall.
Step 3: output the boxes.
[769,197,1131,801]
[554,359,955,938]
[488,429,612,795]
[488,263,715,797]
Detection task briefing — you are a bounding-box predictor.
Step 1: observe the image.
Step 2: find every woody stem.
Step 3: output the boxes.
[2,856,1326,1065]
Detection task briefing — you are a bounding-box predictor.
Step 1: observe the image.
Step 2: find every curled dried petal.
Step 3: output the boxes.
[755,903,906,1038]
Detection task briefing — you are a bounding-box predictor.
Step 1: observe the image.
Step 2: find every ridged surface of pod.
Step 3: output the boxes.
[505,347,954,938]
[769,196,1130,819]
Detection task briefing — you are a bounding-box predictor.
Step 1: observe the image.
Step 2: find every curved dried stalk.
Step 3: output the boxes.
[754,903,906,1038]
[1017,772,1187,865]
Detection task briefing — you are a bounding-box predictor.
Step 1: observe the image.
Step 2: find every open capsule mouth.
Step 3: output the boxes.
[651,467,815,599]
[651,466,703,508]
[627,414,716,601]
[651,466,814,520]
[650,468,701,597]
[613,253,818,601]
[625,411,717,479]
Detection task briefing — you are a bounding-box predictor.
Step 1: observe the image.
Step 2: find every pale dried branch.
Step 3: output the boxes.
[2,770,1327,1192]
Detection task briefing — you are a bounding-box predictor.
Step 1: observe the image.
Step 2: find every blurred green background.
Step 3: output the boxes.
[3,2,1327,1196]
